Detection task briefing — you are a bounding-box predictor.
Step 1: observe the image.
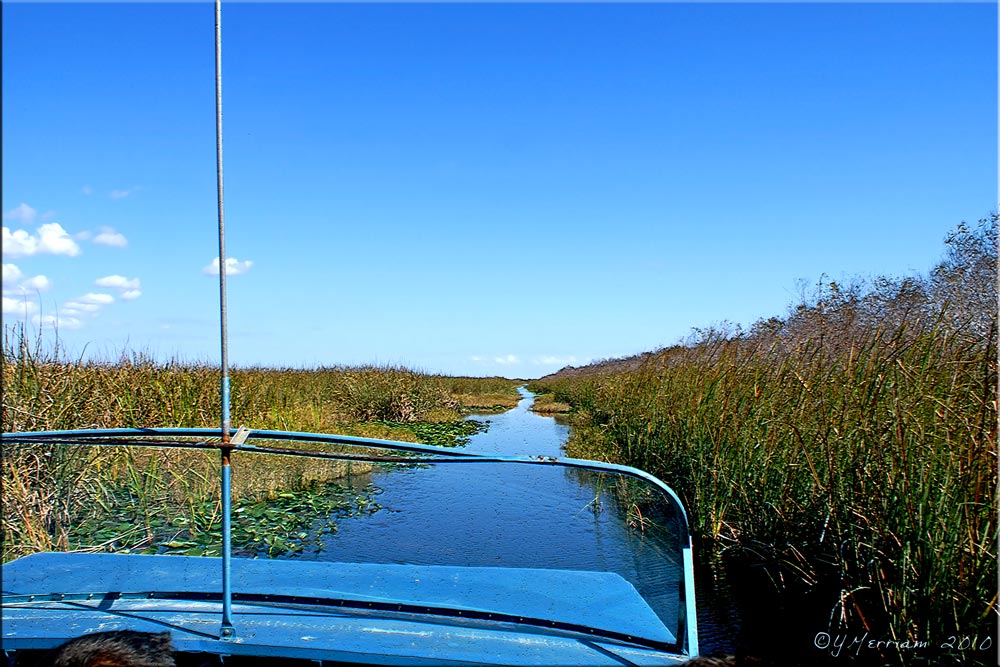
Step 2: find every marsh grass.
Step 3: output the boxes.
[439,376,524,412]
[530,219,998,659]
[529,392,572,414]
[1,331,520,561]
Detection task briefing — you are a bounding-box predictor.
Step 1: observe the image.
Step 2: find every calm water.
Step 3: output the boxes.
[301,387,733,654]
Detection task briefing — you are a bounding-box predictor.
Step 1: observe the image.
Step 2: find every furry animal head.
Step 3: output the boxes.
[47,631,175,667]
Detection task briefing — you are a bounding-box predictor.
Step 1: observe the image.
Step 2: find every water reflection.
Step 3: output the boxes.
[297,388,687,642]
[462,386,570,457]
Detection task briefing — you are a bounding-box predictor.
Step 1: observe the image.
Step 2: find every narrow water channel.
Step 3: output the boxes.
[461,386,571,457]
[302,387,733,655]
[464,387,737,656]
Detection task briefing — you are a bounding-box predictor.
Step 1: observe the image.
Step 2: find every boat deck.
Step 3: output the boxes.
[3,552,685,666]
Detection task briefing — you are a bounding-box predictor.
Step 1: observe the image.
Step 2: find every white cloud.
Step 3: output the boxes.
[470,355,483,362]
[95,275,139,290]
[494,354,520,365]
[38,223,81,256]
[2,223,81,259]
[2,295,39,317]
[2,228,38,258]
[20,275,52,292]
[33,314,82,331]
[64,301,102,313]
[78,292,115,305]
[3,203,37,224]
[61,292,115,321]
[203,257,253,276]
[1,269,131,330]
[3,263,52,295]
[92,226,128,248]
[95,275,142,300]
[2,264,24,288]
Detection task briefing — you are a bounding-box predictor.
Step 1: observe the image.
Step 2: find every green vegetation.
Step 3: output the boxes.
[438,375,525,412]
[529,392,572,415]
[530,217,997,660]
[71,474,382,559]
[380,419,489,449]
[1,345,521,562]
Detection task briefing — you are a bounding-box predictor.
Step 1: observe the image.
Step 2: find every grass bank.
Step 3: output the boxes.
[1,337,520,561]
[530,218,997,664]
[529,392,572,415]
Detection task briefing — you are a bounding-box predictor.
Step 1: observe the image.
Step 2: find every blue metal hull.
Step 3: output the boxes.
[2,427,699,664]
[3,552,688,665]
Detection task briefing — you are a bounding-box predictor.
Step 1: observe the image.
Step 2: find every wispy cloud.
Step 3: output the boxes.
[59,292,116,323]
[2,264,52,317]
[203,257,253,276]
[2,264,24,288]
[94,275,138,289]
[77,292,115,305]
[494,354,520,365]
[34,313,83,331]
[109,186,141,200]
[2,223,81,259]
[3,203,37,224]
[92,226,128,248]
[20,275,52,292]
[3,261,51,295]
[2,295,39,318]
[81,185,94,196]
[2,228,37,258]
[95,275,141,300]
[62,301,102,314]
[1,261,133,328]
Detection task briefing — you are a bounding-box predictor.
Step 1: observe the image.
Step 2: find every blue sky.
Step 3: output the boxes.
[2,2,996,378]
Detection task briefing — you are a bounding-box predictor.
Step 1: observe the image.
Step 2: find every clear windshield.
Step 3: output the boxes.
[2,436,690,650]
[308,461,686,640]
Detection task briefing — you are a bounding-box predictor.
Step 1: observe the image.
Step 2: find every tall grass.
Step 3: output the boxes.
[436,375,525,411]
[1,332,521,561]
[1,328,520,433]
[530,218,998,657]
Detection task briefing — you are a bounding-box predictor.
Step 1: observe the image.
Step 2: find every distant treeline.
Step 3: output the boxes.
[530,216,997,663]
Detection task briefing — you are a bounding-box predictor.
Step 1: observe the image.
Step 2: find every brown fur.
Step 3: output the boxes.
[46,631,174,667]
[681,657,738,667]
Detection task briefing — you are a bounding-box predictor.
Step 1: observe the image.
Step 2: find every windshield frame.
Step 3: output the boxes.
[1,427,699,657]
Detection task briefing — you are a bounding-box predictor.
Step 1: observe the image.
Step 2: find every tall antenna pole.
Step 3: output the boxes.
[214,0,235,640]
[215,0,229,436]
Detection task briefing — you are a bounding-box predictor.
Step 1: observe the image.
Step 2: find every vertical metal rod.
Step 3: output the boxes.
[214,0,235,640]
[220,449,234,637]
[682,539,698,657]
[215,1,229,430]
